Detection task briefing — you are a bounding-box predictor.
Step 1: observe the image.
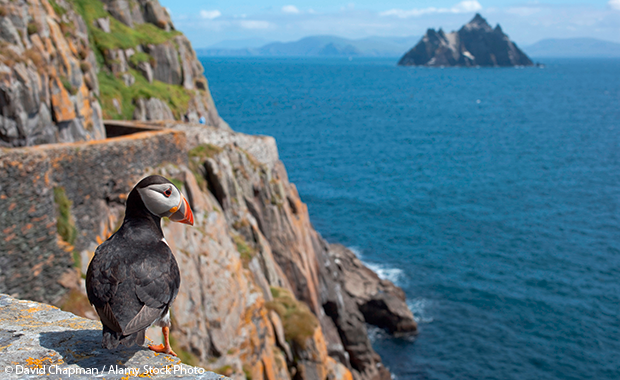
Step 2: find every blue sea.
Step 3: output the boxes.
[200,57,620,380]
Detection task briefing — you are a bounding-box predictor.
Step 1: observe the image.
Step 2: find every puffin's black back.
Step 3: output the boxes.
[86,178,180,349]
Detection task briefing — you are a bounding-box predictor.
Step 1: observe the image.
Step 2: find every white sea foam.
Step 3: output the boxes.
[348,246,404,285]
[365,262,404,284]
[407,298,435,324]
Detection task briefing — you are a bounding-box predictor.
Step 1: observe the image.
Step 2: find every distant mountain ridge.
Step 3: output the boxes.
[398,14,532,67]
[196,35,421,57]
[523,38,620,58]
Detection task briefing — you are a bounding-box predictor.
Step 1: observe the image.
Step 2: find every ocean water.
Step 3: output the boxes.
[200,57,620,380]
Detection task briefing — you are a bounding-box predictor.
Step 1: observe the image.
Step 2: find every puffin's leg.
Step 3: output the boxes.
[148,326,177,356]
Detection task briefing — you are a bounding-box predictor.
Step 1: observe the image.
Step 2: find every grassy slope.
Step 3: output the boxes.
[68,0,194,119]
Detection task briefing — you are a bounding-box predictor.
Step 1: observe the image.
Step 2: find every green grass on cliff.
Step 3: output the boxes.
[68,0,180,51]
[98,69,192,119]
[53,187,77,246]
[266,287,319,349]
[232,234,255,267]
[189,144,224,160]
[68,0,191,120]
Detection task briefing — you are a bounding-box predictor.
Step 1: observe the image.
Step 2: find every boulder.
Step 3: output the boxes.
[140,0,173,30]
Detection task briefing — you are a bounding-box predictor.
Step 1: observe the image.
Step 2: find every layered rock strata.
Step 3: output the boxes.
[0,0,105,146]
[0,0,228,147]
[398,13,533,67]
[0,123,416,380]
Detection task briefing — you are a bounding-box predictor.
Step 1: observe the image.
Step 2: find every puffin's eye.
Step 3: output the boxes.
[163,188,172,197]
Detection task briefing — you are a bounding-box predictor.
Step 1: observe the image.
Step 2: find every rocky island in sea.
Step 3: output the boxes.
[0,0,415,380]
[398,13,533,67]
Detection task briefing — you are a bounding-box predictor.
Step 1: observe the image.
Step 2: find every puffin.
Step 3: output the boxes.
[86,175,194,356]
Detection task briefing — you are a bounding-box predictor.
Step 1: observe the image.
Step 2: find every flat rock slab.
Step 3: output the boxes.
[0,294,225,379]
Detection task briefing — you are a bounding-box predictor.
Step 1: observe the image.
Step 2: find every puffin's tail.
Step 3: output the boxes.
[102,325,146,349]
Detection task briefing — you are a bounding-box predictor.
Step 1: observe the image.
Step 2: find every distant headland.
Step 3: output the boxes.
[398,14,533,67]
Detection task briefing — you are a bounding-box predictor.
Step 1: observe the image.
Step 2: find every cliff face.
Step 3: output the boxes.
[0,123,417,380]
[0,0,417,378]
[0,0,105,146]
[398,13,533,67]
[0,0,228,147]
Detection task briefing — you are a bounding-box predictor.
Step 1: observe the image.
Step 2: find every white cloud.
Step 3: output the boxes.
[239,20,272,29]
[507,7,542,17]
[200,10,221,19]
[452,1,483,13]
[609,0,620,11]
[380,0,482,18]
[282,5,300,14]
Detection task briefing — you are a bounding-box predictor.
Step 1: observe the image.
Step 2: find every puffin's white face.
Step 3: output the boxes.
[137,183,182,218]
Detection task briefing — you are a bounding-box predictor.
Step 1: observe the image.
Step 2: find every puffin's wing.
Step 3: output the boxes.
[123,241,181,334]
[86,240,127,332]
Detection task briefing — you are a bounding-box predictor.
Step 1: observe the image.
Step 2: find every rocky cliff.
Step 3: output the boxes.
[398,13,533,67]
[0,123,417,380]
[0,0,228,147]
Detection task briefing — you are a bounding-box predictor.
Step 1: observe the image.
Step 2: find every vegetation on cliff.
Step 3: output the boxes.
[53,187,77,245]
[266,287,319,348]
[66,0,194,119]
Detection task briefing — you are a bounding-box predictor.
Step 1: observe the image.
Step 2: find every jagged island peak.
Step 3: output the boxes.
[398,13,533,67]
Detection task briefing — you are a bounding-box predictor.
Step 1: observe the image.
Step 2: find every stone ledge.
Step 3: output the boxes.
[0,294,225,379]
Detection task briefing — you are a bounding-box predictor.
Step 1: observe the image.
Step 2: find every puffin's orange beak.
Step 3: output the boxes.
[169,196,194,225]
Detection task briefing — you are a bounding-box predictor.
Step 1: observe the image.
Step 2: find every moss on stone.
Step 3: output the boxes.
[27,22,38,35]
[53,187,77,245]
[242,364,253,380]
[128,51,154,67]
[233,234,255,267]
[72,250,81,271]
[266,287,319,349]
[49,0,67,16]
[189,144,224,160]
[60,76,78,95]
[69,0,180,51]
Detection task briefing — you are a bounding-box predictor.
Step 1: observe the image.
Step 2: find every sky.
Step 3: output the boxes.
[158,0,620,48]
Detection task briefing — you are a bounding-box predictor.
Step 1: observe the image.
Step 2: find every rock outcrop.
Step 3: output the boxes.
[0,0,228,147]
[0,294,224,379]
[0,123,416,380]
[398,13,533,67]
[0,0,105,146]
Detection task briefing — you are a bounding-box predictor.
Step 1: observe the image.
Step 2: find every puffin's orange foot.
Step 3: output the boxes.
[148,344,177,356]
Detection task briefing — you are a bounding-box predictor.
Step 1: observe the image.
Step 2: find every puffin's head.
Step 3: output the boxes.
[134,175,194,225]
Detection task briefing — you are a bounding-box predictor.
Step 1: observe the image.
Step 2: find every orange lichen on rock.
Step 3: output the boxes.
[50,76,76,122]
[25,353,62,369]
